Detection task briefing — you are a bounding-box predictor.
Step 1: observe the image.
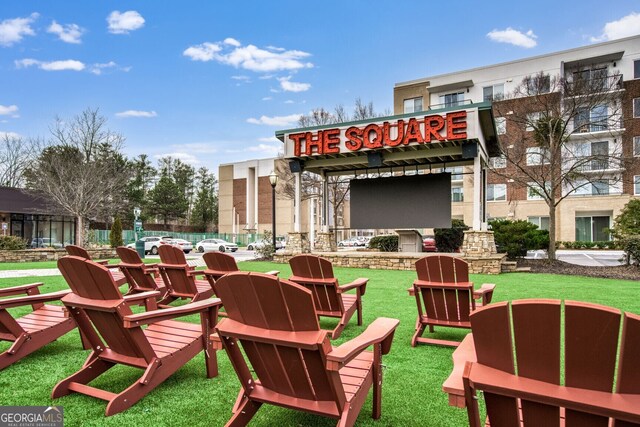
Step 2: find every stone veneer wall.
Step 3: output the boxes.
[274,251,506,274]
[315,232,336,252]
[286,232,310,254]
[0,248,118,263]
[461,231,497,258]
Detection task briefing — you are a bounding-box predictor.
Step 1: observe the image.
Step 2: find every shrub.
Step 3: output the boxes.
[622,236,640,266]
[0,235,27,250]
[109,216,124,248]
[489,219,549,260]
[368,235,398,252]
[255,230,275,260]
[434,219,469,253]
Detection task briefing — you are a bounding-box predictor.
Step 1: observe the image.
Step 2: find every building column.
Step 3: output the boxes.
[472,154,482,231]
[294,171,301,232]
[322,172,329,233]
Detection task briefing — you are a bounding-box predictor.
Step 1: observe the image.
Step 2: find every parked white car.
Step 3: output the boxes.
[126,235,172,255]
[195,239,238,253]
[247,239,284,251]
[168,238,193,254]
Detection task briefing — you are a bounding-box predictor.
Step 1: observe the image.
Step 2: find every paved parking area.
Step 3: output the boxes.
[528,250,625,267]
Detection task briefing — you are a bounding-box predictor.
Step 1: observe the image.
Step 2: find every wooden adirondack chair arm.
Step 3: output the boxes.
[464,361,640,424]
[0,282,44,297]
[265,270,280,277]
[187,270,206,277]
[215,318,327,350]
[326,317,399,370]
[339,278,368,294]
[94,259,111,266]
[473,284,496,305]
[0,289,71,310]
[123,298,222,327]
[118,262,145,269]
[122,291,161,304]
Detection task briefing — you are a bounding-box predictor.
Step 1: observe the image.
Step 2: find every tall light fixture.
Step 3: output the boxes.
[269,171,278,251]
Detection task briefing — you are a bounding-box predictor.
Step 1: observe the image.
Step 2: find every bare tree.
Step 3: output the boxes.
[0,134,39,187]
[25,108,132,245]
[491,71,628,259]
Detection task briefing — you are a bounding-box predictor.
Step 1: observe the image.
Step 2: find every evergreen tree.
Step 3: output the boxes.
[109,216,124,248]
[190,167,218,231]
[147,174,189,225]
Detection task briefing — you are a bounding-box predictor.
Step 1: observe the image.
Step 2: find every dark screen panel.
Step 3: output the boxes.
[350,174,452,229]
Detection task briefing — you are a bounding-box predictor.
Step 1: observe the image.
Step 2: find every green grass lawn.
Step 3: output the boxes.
[1,261,639,426]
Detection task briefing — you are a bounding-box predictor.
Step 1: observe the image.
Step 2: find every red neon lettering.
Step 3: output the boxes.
[403,118,425,145]
[424,115,445,142]
[345,127,363,151]
[363,124,383,149]
[289,133,305,157]
[305,131,323,155]
[323,128,340,154]
[446,111,467,140]
[383,120,404,147]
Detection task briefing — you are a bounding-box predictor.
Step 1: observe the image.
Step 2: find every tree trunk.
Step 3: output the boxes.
[548,204,557,260]
[75,215,83,246]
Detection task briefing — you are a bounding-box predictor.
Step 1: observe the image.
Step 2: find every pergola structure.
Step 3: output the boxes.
[275,101,500,253]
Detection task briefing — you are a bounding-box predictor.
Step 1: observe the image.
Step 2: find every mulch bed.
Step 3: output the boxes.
[517,259,639,281]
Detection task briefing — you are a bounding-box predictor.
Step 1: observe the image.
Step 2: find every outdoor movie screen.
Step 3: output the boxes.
[350,173,452,229]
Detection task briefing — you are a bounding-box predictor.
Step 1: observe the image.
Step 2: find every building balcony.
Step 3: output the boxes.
[568,115,624,138]
[563,74,624,98]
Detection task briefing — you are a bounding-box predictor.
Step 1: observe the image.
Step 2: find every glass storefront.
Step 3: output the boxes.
[9,213,75,248]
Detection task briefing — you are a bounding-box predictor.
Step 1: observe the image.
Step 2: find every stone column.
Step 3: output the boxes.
[287,232,310,254]
[461,230,497,258]
[315,232,336,252]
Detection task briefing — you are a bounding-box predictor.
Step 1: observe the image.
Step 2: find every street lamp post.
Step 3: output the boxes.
[269,171,278,252]
[133,207,142,241]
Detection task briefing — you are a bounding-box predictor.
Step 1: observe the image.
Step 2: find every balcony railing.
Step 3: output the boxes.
[571,115,621,134]
[564,74,623,97]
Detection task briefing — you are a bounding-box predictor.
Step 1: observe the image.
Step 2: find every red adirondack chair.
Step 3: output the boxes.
[288,254,367,339]
[0,282,76,370]
[156,245,213,305]
[115,246,167,299]
[53,256,221,416]
[202,251,279,283]
[66,244,126,286]
[461,299,640,426]
[213,272,399,426]
[410,255,496,347]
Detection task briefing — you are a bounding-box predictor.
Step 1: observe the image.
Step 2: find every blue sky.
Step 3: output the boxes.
[1,1,639,173]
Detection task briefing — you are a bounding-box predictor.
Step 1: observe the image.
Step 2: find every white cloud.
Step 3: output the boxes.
[284,100,294,104]
[278,76,311,92]
[47,20,84,44]
[258,136,279,143]
[231,75,251,82]
[246,143,280,154]
[262,96,272,101]
[247,113,301,127]
[487,27,537,48]
[0,13,38,47]
[590,12,640,42]
[175,143,218,154]
[183,42,221,61]
[107,10,145,34]
[15,58,85,71]
[154,152,199,165]
[115,110,157,118]
[183,39,313,72]
[0,105,19,116]
[90,61,117,75]
[0,131,22,139]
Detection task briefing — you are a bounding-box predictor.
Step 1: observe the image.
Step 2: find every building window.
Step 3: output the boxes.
[634,136,640,156]
[452,187,464,202]
[448,166,463,181]
[527,182,548,200]
[576,215,610,242]
[526,147,549,166]
[635,98,640,118]
[526,74,551,94]
[483,84,504,102]
[439,92,465,108]
[591,179,609,195]
[526,112,541,131]
[590,141,609,170]
[634,60,640,79]
[528,216,549,231]
[635,176,640,195]
[495,117,506,135]
[489,155,506,169]
[403,97,423,114]
[574,105,608,133]
[487,183,506,201]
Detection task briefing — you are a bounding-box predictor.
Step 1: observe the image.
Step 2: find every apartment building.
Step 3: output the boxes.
[394,35,640,242]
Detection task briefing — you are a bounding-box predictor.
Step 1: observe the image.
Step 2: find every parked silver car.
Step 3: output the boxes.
[195,239,238,253]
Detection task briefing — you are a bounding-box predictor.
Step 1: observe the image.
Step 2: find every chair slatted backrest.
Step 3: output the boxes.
[202,252,238,273]
[116,247,158,292]
[414,256,473,323]
[157,245,197,296]
[289,255,342,315]
[66,245,92,259]
[216,273,344,407]
[471,300,640,427]
[415,255,469,283]
[58,256,155,362]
